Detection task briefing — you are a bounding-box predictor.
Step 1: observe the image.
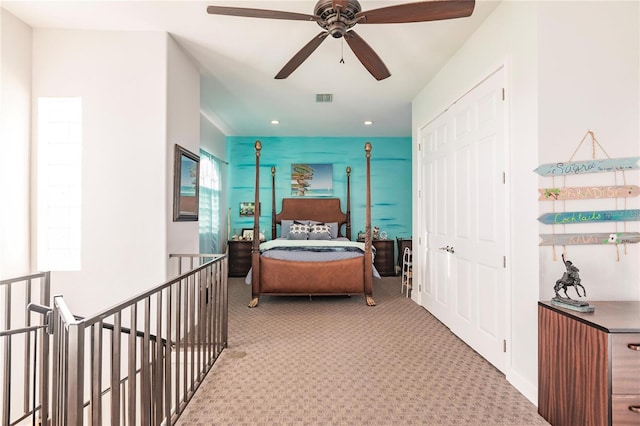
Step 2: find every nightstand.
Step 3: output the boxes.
[396,238,412,274]
[227,240,252,277]
[358,238,395,276]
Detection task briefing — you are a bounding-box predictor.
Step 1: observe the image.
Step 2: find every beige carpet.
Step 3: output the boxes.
[177,276,549,425]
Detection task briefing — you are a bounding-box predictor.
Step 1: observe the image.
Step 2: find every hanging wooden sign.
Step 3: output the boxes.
[534,157,640,176]
[538,185,640,201]
[539,232,640,246]
[538,209,640,225]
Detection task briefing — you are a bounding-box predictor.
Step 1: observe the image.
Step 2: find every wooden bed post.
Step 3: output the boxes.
[346,166,352,240]
[271,166,276,240]
[249,141,261,308]
[364,142,375,306]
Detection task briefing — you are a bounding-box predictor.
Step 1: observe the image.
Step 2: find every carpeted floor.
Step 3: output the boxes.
[177,276,549,425]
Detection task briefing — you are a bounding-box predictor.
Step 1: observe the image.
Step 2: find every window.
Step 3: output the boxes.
[37,98,82,271]
[199,150,222,253]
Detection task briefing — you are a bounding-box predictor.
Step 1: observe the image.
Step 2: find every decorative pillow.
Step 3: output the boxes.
[288,222,310,240]
[281,219,309,238]
[308,223,332,240]
[288,231,308,240]
[280,220,293,238]
[309,220,339,239]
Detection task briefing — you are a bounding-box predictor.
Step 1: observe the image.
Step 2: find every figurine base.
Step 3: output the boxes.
[551,297,595,312]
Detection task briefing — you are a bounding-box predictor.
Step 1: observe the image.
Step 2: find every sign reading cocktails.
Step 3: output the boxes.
[538,209,640,225]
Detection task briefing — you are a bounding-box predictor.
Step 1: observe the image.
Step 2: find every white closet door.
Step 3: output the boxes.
[419,68,508,372]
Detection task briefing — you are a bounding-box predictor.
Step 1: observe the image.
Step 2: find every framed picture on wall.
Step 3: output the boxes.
[239,201,260,216]
[173,144,200,221]
[291,163,333,196]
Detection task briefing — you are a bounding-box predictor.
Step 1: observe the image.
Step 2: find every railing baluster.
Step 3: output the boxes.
[164,286,172,423]
[154,291,163,424]
[128,304,137,426]
[141,297,151,426]
[2,282,11,426]
[175,279,182,413]
[91,320,103,425]
[197,270,203,379]
[183,276,188,402]
[208,268,212,364]
[189,273,195,394]
[23,279,32,414]
[111,312,121,426]
[40,271,51,425]
[59,297,85,425]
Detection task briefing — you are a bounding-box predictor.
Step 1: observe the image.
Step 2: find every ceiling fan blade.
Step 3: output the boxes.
[206,6,319,22]
[356,0,475,24]
[275,32,329,79]
[344,30,391,81]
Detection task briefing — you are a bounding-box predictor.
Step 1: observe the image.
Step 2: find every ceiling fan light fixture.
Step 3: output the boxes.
[207,0,476,80]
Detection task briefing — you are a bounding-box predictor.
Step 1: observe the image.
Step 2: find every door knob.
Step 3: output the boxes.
[439,246,455,253]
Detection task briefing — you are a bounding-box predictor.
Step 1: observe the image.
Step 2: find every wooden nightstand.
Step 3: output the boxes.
[358,238,395,276]
[396,238,412,274]
[227,240,252,277]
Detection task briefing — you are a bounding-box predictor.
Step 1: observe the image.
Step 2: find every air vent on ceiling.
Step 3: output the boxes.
[316,94,333,103]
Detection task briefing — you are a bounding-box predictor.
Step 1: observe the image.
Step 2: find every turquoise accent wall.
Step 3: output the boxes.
[227,136,412,243]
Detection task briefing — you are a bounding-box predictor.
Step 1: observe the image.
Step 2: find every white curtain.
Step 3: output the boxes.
[199,150,222,254]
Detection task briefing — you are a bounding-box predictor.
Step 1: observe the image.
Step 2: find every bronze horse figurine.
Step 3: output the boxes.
[554,254,586,299]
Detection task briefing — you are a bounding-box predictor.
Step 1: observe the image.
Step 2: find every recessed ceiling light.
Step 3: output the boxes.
[271,120,280,125]
[364,120,373,125]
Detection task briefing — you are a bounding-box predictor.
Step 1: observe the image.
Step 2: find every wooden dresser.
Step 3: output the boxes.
[227,240,252,277]
[538,301,640,425]
[372,239,395,276]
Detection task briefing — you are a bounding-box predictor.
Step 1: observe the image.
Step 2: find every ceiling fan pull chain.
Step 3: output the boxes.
[340,39,345,64]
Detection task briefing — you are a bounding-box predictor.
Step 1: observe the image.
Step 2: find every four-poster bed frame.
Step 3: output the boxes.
[248,141,375,307]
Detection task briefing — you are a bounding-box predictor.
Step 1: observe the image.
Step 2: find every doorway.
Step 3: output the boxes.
[416,67,509,372]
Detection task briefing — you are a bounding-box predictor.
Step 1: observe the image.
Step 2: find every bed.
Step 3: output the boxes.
[247,141,376,307]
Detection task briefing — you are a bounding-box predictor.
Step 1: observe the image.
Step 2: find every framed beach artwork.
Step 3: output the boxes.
[173,144,200,221]
[240,202,259,217]
[291,163,333,196]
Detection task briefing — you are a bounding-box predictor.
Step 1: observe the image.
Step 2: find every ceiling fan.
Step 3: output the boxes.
[206,0,476,81]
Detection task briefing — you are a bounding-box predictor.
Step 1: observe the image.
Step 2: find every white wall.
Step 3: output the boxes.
[413,1,541,403]
[200,113,226,161]
[0,10,32,278]
[166,35,201,265]
[31,29,169,314]
[537,1,640,301]
[412,0,640,405]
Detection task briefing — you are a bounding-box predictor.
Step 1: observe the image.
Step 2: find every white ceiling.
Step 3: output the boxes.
[3,0,501,137]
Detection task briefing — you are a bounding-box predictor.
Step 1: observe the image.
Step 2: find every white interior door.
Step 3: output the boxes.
[418,68,508,372]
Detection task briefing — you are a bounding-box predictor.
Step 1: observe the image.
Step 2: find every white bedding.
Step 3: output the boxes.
[244,238,380,284]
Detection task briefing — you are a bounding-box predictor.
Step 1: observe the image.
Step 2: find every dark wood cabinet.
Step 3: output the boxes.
[538,301,640,425]
[396,238,412,273]
[359,239,395,276]
[227,240,252,277]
